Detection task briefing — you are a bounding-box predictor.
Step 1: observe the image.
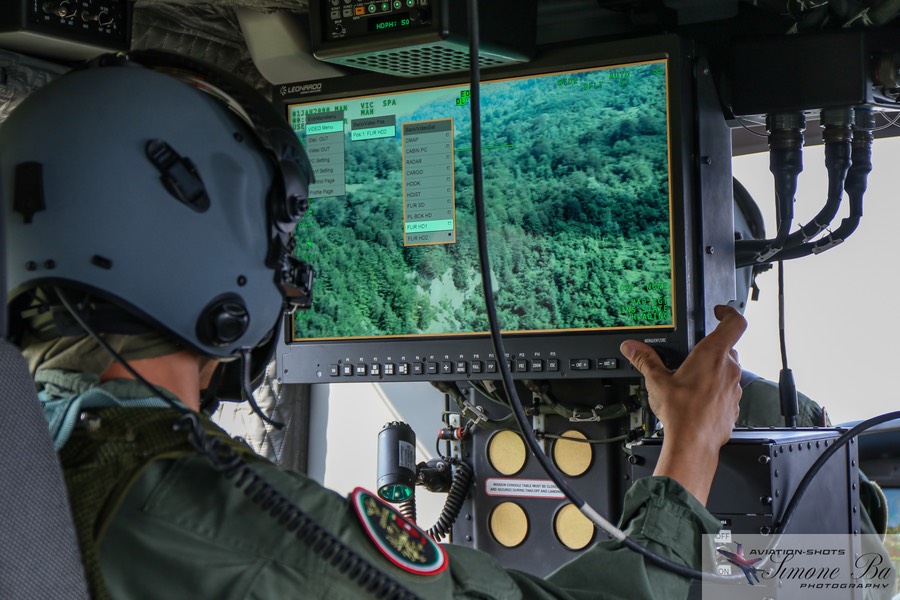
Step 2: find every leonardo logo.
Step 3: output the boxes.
[281,82,324,97]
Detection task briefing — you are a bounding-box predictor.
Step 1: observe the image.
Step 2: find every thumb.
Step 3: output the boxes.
[620,340,669,379]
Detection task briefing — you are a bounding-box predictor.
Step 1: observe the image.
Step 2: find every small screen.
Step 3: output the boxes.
[886,488,900,530]
[367,12,413,32]
[288,59,674,341]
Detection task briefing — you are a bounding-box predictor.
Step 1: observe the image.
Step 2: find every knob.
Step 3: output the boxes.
[44,1,76,18]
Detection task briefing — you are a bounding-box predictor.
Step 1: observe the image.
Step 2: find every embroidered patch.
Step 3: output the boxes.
[350,487,448,576]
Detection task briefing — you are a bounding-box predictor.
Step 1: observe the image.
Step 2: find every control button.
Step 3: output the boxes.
[398,363,409,375]
[331,10,340,19]
[381,2,389,10]
[45,1,77,18]
[441,362,453,375]
[515,359,528,372]
[329,364,340,377]
[548,358,560,372]
[599,358,618,370]
[355,5,365,14]
[355,364,367,376]
[486,360,497,373]
[393,0,402,7]
[341,364,354,376]
[426,362,438,375]
[413,362,424,375]
[406,0,414,5]
[368,4,376,12]
[370,363,382,376]
[331,0,339,5]
[530,359,544,372]
[471,360,483,374]
[570,359,590,370]
[343,8,352,16]
[455,361,467,375]
[384,363,395,376]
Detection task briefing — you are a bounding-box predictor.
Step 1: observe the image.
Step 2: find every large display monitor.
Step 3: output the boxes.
[275,36,735,384]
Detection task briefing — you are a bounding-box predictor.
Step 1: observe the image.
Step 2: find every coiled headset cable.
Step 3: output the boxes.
[54,287,422,600]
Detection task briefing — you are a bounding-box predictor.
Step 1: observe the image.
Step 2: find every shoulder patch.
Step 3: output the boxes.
[350,487,448,576]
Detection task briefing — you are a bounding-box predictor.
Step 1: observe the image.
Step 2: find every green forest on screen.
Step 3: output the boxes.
[292,62,673,340]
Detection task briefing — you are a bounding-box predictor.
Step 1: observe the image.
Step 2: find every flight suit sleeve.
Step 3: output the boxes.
[738,377,826,428]
[444,476,721,600]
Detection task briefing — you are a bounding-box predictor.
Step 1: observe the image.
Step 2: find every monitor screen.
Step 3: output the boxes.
[275,36,730,384]
[288,60,674,343]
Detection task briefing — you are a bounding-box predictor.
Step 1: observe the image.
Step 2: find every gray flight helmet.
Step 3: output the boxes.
[733,177,768,312]
[2,54,312,361]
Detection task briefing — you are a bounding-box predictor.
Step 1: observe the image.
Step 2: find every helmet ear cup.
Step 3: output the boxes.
[197,294,250,347]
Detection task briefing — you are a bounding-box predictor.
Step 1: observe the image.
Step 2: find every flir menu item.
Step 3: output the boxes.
[403,119,455,246]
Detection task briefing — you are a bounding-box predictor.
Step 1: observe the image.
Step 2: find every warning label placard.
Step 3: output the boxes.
[485,478,565,499]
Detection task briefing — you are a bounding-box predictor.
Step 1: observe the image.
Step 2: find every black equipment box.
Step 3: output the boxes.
[630,429,861,536]
[0,0,132,61]
[633,430,863,599]
[308,0,536,77]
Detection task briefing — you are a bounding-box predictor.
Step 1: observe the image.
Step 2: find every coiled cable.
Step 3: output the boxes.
[175,412,423,600]
[427,460,474,542]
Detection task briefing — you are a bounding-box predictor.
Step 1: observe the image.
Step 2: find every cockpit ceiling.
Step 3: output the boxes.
[131,1,310,90]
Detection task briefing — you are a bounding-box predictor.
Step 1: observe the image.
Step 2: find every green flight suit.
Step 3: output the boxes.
[45,371,721,600]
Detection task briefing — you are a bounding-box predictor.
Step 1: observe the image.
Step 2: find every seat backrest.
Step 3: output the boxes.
[0,339,90,599]
[1,49,89,597]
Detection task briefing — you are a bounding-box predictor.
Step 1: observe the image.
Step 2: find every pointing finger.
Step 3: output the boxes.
[620,339,672,382]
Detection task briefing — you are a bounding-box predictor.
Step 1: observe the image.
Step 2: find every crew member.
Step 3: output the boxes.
[3,52,745,599]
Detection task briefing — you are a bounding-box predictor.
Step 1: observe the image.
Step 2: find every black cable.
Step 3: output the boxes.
[427,460,473,542]
[732,115,768,138]
[53,287,188,415]
[465,0,588,510]
[464,0,712,582]
[399,495,417,523]
[55,286,419,600]
[775,411,900,534]
[734,114,805,266]
[778,263,789,371]
[174,413,422,600]
[239,348,284,429]
[776,262,799,427]
[762,107,873,263]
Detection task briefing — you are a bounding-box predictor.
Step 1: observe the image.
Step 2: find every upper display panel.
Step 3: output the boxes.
[288,59,674,343]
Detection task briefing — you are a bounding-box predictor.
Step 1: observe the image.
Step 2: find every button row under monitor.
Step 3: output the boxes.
[327,357,619,377]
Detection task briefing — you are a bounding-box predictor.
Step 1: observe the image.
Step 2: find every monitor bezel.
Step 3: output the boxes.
[275,34,734,384]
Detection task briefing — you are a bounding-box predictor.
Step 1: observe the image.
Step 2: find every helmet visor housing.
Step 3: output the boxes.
[3,65,291,359]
